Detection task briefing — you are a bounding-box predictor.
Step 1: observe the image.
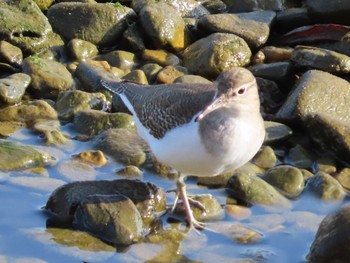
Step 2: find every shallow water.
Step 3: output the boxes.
[0,125,345,263]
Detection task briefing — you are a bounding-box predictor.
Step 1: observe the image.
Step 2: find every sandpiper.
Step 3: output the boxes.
[101,67,265,229]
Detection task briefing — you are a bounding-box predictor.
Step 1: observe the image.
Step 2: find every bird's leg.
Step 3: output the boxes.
[176,174,205,229]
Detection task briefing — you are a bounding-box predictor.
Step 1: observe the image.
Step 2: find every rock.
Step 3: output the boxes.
[198,11,273,48]
[264,121,293,144]
[315,157,337,174]
[29,119,67,145]
[0,121,24,137]
[122,69,149,84]
[226,173,291,207]
[307,0,350,25]
[67,39,99,61]
[140,63,163,83]
[0,0,62,54]
[252,146,277,169]
[274,8,312,33]
[132,0,209,18]
[22,57,74,99]
[257,77,286,114]
[116,165,143,177]
[0,40,23,67]
[224,0,284,12]
[201,0,227,14]
[55,90,107,121]
[97,50,138,71]
[262,165,305,198]
[307,171,346,202]
[226,204,252,220]
[0,139,53,171]
[72,194,144,246]
[249,62,292,86]
[94,128,149,167]
[73,150,107,166]
[0,73,31,105]
[277,70,350,124]
[45,179,166,223]
[175,194,224,222]
[122,22,146,52]
[47,2,136,46]
[307,204,350,262]
[253,46,293,64]
[139,3,188,52]
[174,74,212,84]
[183,33,251,78]
[156,65,188,84]
[291,45,350,74]
[305,114,350,164]
[0,100,58,123]
[74,110,135,137]
[334,168,350,191]
[286,144,314,169]
[75,60,121,93]
[142,49,180,66]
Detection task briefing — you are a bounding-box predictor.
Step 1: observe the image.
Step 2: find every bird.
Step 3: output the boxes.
[101,67,265,229]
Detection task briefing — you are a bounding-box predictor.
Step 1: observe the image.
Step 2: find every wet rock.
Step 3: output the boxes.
[307,0,350,25]
[55,90,107,121]
[73,150,107,166]
[22,57,74,99]
[156,65,188,84]
[74,110,135,137]
[122,22,146,52]
[0,0,61,54]
[334,168,350,192]
[201,0,227,14]
[139,3,187,52]
[274,8,312,33]
[257,78,285,114]
[34,0,54,11]
[253,46,293,64]
[94,128,149,167]
[301,169,314,180]
[175,194,224,222]
[291,45,350,74]
[183,33,251,77]
[45,179,166,223]
[262,165,304,198]
[67,39,99,61]
[315,157,337,174]
[226,204,252,220]
[140,63,163,83]
[142,49,180,66]
[305,114,350,164]
[211,223,263,244]
[264,121,293,144]
[198,11,273,49]
[47,2,136,46]
[0,100,58,123]
[0,73,31,105]
[116,165,143,177]
[122,69,149,84]
[224,0,284,13]
[29,119,67,145]
[174,74,212,84]
[252,146,277,169]
[286,144,314,169]
[132,0,209,18]
[249,62,292,86]
[0,41,23,67]
[226,173,290,207]
[73,194,144,246]
[97,50,138,71]
[307,171,346,202]
[277,70,350,124]
[75,60,121,93]
[0,139,53,171]
[307,204,350,262]
[0,121,24,137]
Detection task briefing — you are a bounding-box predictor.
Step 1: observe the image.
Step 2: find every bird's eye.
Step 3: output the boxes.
[237,87,246,95]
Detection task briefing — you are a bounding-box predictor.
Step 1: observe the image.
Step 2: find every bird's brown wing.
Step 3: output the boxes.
[101,80,216,139]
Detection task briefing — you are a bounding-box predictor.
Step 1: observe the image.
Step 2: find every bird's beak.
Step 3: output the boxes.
[195,94,226,122]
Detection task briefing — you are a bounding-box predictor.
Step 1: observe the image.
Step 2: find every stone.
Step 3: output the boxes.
[307,171,346,202]
[174,74,212,84]
[67,39,99,61]
[0,73,31,105]
[252,146,277,169]
[307,0,350,25]
[94,128,149,167]
[224,0,284,12]
[286,144,314,169]
[307,204,350,262]
[183,33,251,78]
[97,50,138,71]
[74,110,135,137]
[334,168,350,191]
[156,65,188,84]
[264,121,293,144]
[0,40,23,67]
[22,57,74,99]
[116,165,143,177]
[122,69,149,84]
[73,150,107,166]
[139,3,188,52]
[142,49,180,66]
[47,2,136,46]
